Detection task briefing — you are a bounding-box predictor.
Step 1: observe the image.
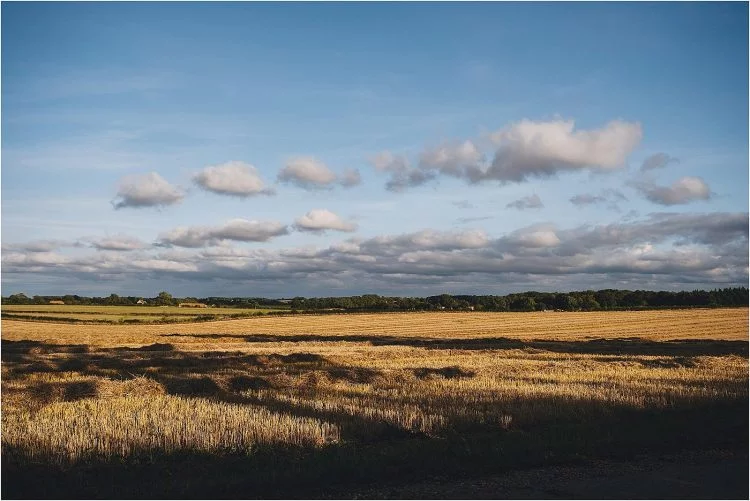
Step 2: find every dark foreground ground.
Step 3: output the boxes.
[336,450,749,499]
[4,449,747,499]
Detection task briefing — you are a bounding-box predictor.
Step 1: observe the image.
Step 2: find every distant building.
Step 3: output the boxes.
[49,300,65,305]
[136,299,147,305]
[178,302,208,308]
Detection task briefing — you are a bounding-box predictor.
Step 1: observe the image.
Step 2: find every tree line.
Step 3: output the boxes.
[287,288,748,312]
[3,287,747,312]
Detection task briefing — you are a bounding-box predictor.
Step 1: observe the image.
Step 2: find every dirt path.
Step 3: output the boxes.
[334,450,748,499]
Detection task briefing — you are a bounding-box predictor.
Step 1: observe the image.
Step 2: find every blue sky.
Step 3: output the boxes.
[2,2,748,297]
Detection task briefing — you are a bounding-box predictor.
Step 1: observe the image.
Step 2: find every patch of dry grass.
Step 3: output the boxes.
[3,395,339,464]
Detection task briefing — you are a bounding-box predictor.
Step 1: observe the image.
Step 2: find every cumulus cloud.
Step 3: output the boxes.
[570,189,628,210]
[294,209,358,233]
[193,161,273,197]
[86,235,147,251]
[641,153,679,171]
[419,140,484,177]
[157,219,289,248]
[506,194,543,210]
[277,158,338,190]
[635,176,711,205]
[370,119,642,191]
[112,172,184,209]
[370,151,435,192]
[483,119,642,183]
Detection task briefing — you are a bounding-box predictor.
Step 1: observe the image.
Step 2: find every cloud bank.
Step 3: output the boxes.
[3,213,746,295]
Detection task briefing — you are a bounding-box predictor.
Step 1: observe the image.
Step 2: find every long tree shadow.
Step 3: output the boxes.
[1,339,403,442]
[161,333,749,357]
[3,396,748,499]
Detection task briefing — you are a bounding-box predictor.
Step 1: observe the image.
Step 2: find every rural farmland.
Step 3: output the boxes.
[1,304,288,324]
[2,308,748,498]
[2,2,748,499]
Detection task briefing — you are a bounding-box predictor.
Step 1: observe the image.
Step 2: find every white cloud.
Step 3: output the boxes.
[87,235,147,251]
[112,172,184,209]
[419,140,483,177]
[277,157,338,190]
[295,209,358,233]
[193,161,273,197]
[131,259,199,273]
[361,229,490,254]
[157,219,289,248]
[506,194,544,210]
[636,176,711,205]
[369,151,435,192]
[370,119,642,191]
[211,219,289,242]
[155,227,209,248]
[483,119,643,182]
[506,227,561,248]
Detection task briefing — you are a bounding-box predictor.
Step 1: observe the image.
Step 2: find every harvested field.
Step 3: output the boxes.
[2,308,747,346]
[2,308,748,498]
[1,304,285,324]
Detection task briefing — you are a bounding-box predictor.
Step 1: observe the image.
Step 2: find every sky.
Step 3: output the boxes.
[1,2,748,298]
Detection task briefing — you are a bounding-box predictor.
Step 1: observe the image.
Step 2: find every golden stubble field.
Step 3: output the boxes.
[2,308,748,471]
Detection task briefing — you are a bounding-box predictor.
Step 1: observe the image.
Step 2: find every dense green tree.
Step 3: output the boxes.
[155,291,174,306]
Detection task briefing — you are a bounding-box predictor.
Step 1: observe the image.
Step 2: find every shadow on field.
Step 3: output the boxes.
[3,401,748,499]
[161,332,749,357]
[1,339,409,442]
[2,336,749,499]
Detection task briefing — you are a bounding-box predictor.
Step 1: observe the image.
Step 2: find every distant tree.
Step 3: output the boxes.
[5,293,31,305]
[155,291,174,306]
[622,291,646,308]
[510,296,536,312]
[290,297,305,310]
[437,294,456,309]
